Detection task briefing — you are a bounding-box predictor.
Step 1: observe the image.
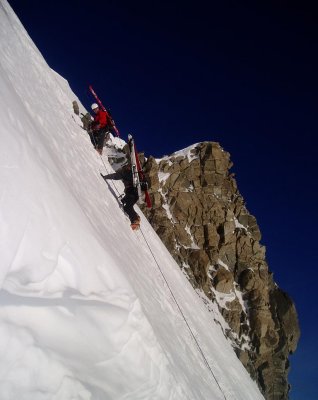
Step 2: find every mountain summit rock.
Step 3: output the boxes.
[141,141,300,399]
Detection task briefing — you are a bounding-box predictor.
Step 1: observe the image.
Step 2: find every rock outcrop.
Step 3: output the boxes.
[140,142,300,399]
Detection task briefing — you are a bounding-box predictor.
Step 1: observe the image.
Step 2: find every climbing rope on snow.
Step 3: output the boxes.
[90,133,123,200]
[98,153,124,203]
[139,227,228,400]
[92,138,229,398]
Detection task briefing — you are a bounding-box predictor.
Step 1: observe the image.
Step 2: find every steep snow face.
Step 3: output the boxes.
[0,1,264,399]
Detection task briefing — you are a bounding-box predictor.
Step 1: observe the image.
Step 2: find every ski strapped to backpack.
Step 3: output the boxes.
[89,84,120,137]
[128,134,152,208]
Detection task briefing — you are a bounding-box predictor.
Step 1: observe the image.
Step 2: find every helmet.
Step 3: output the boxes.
[91,103,99,110]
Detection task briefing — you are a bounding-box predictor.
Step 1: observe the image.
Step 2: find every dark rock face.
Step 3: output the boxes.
[141,142,300,399]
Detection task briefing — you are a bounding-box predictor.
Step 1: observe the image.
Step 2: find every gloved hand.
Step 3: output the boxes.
[140,181,148,192]
[91,121,100,131]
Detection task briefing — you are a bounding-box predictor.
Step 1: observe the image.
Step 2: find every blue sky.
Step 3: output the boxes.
[8,0,318,398]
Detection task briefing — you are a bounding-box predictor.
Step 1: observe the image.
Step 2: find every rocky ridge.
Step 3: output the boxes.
[140,142,300,399]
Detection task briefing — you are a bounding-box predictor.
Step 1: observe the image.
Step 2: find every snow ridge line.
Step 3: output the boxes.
[139,227,228,400]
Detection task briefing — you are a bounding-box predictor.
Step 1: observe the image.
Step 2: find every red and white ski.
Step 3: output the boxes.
[88,85,120,137]
[127,134,152,208]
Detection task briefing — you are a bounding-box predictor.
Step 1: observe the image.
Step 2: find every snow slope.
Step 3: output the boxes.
[0,1,264,399]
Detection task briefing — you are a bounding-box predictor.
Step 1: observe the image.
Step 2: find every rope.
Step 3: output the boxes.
[91,130,122,198]
[91,133,226,399]
[99,154,123,200]
[139,227,227,400]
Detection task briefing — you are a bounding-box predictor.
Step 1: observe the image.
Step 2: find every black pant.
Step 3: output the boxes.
[90,128,109,150]
[122,188,139,223]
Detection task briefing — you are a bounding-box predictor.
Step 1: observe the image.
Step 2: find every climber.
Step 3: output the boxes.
[89,103,110,155]
[101,160,141,230]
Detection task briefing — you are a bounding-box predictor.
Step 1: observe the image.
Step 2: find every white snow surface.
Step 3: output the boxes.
[0,1,264,399]
[170,143,199,162]
[157,143,199,164]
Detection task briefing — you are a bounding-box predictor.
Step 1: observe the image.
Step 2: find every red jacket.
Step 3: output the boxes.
[93,109,108,128]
